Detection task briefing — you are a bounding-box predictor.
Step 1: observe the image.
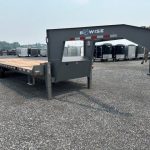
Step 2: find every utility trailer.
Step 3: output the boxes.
[0,24,150,99]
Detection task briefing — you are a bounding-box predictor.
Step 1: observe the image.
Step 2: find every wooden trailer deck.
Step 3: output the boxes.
[0,57,48,72]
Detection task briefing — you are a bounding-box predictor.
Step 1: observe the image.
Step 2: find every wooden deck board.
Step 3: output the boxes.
[0,57,48,71]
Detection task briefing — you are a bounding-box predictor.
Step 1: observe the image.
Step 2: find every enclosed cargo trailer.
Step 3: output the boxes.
[113,44,126,60]
[93,45,103,61]
[126,45,137,59]
[28,48,39,57]
[16,48,39,57]
[102,43,113,60]
[16,48,29,57]
[136,46,145,59]
[40,49,47,57]
[94,43,113,61]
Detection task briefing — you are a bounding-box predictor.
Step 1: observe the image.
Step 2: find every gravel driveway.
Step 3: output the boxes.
[0,60,150,150]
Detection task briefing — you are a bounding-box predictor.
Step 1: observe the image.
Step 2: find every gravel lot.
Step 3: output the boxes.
[0,60,150,150]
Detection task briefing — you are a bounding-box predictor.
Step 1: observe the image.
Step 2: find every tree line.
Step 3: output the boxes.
[0,41,20,50]
[0,41,46,51]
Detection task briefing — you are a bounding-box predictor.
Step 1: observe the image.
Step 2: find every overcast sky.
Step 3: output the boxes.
[0,0,149,44]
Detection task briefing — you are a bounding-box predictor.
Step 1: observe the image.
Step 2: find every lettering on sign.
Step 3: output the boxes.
[80,29,104,36]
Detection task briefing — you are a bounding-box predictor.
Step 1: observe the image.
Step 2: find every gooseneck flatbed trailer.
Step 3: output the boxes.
[0,24,150,99]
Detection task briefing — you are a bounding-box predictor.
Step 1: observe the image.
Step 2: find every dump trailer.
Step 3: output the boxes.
[0,24,150,99]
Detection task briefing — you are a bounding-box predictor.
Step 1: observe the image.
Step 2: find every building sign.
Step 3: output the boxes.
[80,29,104,36]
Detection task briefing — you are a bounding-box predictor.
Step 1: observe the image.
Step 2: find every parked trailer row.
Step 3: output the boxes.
[114,44,137,60]
[0,50,16,56]
[94,44,143,61]
[0,48,48,57]
[16,48,47,57]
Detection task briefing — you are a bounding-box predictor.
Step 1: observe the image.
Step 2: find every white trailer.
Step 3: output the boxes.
[40,49,47,57]
[127,45,137,59]
[16,48,28,57]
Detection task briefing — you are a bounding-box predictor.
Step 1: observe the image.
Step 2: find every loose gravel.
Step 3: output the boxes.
[0,60,150,150]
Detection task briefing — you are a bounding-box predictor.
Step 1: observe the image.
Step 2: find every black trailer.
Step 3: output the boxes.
[101,43,113,60]
[126,44,137,59]
[0,24,150,99]
[94,43,113,61]
[113,44,126,60]
[94,45,103,61]
[7,49,16,56]
[136,46,145,59]
[28,48,39,57]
